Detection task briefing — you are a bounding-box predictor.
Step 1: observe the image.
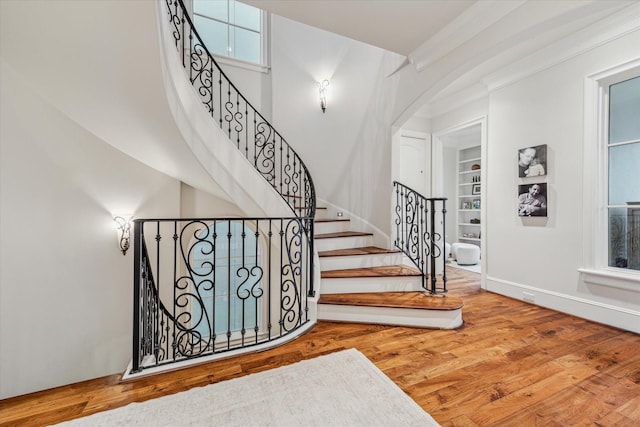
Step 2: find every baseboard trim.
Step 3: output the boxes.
[485,275,640,334]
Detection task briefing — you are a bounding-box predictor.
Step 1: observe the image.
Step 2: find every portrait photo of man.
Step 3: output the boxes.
[518,144,547,178]
[518,183,548,217]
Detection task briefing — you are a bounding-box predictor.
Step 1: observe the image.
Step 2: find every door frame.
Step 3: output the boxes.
[433,116,487,289]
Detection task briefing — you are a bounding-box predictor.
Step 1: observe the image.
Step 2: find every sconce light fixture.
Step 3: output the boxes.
[318,79,329,113]
[113,215,133,255]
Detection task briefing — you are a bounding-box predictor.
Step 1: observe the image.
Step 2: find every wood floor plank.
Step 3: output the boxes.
[1,267,639,427]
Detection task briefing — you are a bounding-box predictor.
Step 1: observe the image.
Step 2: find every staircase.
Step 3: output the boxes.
[315,208,463,329]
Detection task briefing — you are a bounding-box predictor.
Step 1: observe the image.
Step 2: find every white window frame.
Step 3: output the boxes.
[580,59,640,291]
[188,0,270,73]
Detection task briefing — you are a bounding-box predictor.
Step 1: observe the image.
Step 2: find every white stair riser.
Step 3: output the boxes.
[315,236,373,251]
[314,220,350,235]
[320,276,423,294]
[315,236,372,252]
[319,253,403,270]
[314,209,329,220]
[317,304,462,329]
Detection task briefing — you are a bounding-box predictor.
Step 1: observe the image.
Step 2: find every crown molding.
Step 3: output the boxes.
[483,2,640,92]
[426,83,488,119]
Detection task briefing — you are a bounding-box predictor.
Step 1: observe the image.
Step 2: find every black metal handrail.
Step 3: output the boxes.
[131,217,312,373]
[164,0,316,222]
[393,181,447,294]
[129,0,318,374]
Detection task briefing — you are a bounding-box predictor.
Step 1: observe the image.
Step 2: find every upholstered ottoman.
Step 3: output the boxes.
[452,242,480,265]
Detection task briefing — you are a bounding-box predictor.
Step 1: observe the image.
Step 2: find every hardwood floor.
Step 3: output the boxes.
[2,267,639,426]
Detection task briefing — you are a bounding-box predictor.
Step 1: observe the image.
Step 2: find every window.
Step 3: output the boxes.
[191,221,262,341]
[581,61,640,290]
[192,0,265,66]
[607,76,640,271]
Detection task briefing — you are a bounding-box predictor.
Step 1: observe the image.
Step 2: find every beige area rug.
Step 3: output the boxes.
[55,349,439,426]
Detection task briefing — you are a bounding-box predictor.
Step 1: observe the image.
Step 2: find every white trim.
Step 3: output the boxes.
[188,0,270,72]
[122,319,317,381]
[578,268,640,292]
[318,304,463,330]
[486,276,640,334]
[432,116,487,290]
[409,0,526,72]
[427,84,488,119]
[213,54,270,74]
[483,3,640,92]
[583,59,640,272]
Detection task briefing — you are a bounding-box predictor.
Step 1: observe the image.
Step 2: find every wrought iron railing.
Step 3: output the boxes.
[129,0,317,374]
[131,217,312,373]
[164,0,315,221]
[393,181,447,294]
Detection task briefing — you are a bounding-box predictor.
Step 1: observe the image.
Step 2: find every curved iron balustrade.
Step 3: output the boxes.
[164,0,316,221]
[132,217,312,373]
[129,0,317,374]
[393,181,448,294]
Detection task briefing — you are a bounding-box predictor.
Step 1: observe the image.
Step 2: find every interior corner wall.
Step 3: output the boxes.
[180,183,244,218]
[484,30,640,331]
[0,62,183,399]
[269,15,405,238]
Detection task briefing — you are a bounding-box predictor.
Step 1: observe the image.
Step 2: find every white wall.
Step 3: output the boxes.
[270,16,405,238]
[485,31,640,332]
[0,60,242,398]
[0,61,178,398]
[431,30,640,332]
[442,146,458,243]
[180,183,244,218]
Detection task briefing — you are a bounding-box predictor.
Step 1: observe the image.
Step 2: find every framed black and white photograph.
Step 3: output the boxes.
[518,183,547,217]
[472,184,481,195]
[518,144,547,178]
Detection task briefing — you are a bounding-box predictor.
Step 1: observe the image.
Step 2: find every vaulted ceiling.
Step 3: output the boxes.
[244,0,639,122]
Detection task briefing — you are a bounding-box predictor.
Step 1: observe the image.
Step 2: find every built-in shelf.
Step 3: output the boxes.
[458,145,481,246]
[458,157,481,164]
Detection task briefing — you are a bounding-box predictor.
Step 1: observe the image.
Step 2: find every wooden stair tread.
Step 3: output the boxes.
[319,292,463,311]
[319,246,401,257]
[315,218,351,223]
[321,265,421,278]
[315,231,373,239]
[295,206,326,210]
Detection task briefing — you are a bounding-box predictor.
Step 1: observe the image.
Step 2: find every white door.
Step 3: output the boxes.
[398,134,430,196]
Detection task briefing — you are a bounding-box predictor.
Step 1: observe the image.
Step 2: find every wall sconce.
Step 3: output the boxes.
[113,215,133,255]
[318,79,329,113]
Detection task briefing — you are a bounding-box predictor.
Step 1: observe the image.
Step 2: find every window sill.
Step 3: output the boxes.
[213,55,270,74]
[578,268,640,292]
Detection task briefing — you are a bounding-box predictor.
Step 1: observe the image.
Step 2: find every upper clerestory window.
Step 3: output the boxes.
[192,0,267,68]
